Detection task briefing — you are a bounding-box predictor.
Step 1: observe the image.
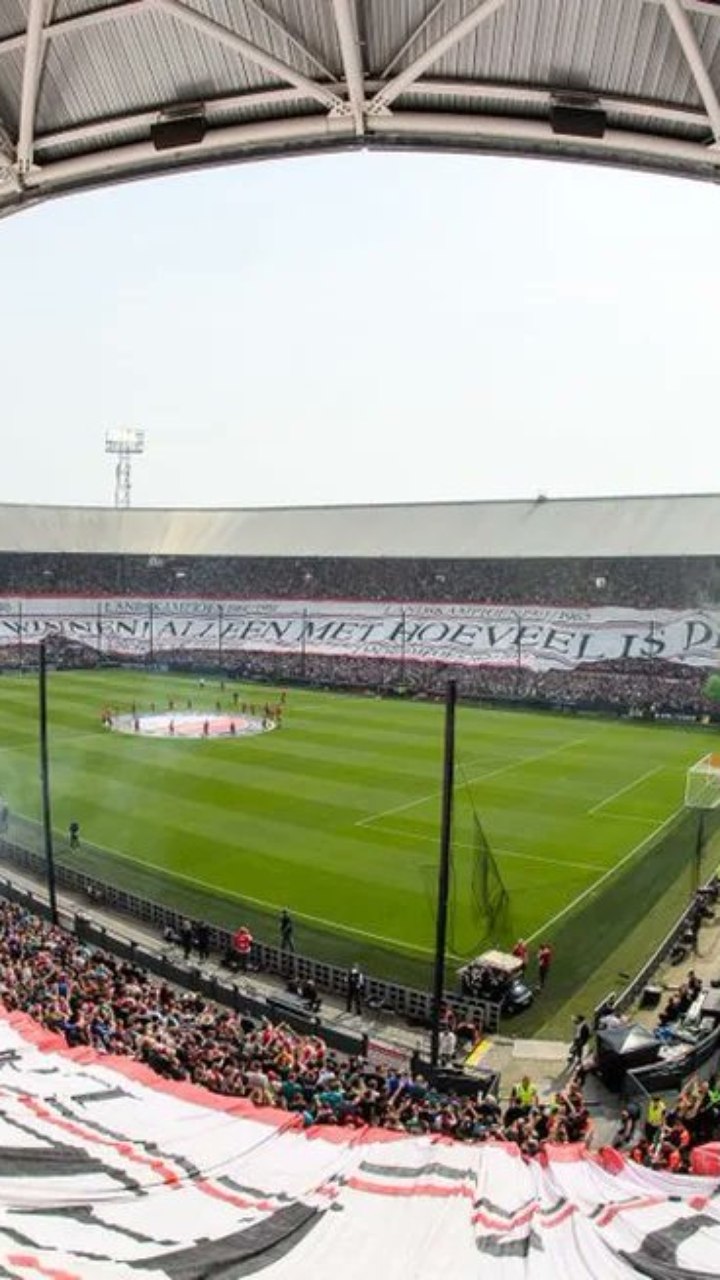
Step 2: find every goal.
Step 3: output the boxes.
[685,754,720,811]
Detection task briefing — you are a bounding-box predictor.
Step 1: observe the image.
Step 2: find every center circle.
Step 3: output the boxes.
[111,711,276,739]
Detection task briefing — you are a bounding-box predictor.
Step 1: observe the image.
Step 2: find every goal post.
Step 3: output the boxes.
[685,754,720,897]
[685,753,720,812]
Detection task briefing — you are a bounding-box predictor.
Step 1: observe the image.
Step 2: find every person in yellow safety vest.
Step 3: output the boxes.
[645,1095,666,1143]
[512,1075,539,1111]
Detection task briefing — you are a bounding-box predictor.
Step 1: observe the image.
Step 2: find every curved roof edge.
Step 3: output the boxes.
[3,0,720,220]
[2,125,720,225]
[0,493,717,560]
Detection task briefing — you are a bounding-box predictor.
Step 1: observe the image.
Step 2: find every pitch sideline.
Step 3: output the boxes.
[524,805,684,945]
[13,812,456,961]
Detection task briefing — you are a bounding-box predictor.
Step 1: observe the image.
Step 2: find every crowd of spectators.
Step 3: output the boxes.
[614,1072,720,1173]
[12,641,712,716]
[3,549,720,608]
[216,652,712,717]
[10,897,720,1171]
[0,898,597,1151]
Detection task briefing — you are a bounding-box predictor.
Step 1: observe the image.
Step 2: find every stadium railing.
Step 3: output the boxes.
[0,836,502,1034]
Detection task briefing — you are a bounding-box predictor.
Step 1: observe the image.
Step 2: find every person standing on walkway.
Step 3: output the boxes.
[180,918,193,961]
[439,1026,457,1067]
[511,1075,539,1113]
[233,925,253,972]
[645,1095,667,1145]
[537,943,553,988]
[195,920,210,962]
[347,964,366,1015]
[279,909,295,953]
[567,1014,591,1069]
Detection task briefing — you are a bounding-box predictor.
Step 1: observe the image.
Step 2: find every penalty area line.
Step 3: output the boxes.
[524,805,683,946]
[364,823,606,874]
[587,765,664,816]
[14,813,451,962]
[355,736,588,829]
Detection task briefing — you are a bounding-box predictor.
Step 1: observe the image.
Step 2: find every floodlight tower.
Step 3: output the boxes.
[105,428,145,508]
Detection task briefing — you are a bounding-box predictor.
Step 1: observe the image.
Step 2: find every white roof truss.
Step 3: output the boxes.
[1,0,720,217]
[663,0,720,143]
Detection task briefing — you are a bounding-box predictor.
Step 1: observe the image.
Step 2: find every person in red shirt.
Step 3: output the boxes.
[512,939,529,973]
[232,926,253,972]
[537,943,553,988]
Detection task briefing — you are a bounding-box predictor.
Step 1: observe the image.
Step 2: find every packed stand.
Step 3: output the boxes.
[613,1072,720,1174]
[224,652,712,718]
[0,899,594,1152]
[2,549,719,608]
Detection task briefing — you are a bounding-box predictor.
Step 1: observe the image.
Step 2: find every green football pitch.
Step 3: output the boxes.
[0,669,718,1033]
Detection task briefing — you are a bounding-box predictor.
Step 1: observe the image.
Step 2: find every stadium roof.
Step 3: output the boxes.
[1,492,719,558]
[2,0,720,220]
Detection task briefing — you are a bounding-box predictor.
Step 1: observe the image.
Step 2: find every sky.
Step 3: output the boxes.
[1,149,719,510]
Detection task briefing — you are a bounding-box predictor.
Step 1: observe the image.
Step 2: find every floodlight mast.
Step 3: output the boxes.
[105,428,145,508]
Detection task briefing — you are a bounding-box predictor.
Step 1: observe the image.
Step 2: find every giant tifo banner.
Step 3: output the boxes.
[1,595,720,670]
[1,1012,720,1278]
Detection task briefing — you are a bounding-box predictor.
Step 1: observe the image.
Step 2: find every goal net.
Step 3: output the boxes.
[445,806,509,959]
[685,754,720,811]
[471,812,509,929]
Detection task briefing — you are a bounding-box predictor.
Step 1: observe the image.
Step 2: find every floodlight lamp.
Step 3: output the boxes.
[105,428,145,455]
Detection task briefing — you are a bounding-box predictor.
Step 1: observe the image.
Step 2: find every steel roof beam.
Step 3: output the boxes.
[331,0,366,134]
[647,0,720,17]
[17,0,52,176]
[0,0,714,63]
[153,0,344,112]
[369,109,720,169]
[369,0,509,113]
[0,1,147,57]
[380,0,452,80]
[32,79,713,159]
[36,87,306,151]
[663,0,720,143]
[22,114,355,190]
[243,0,336,82]
[403,78,709,128]
[17,111,720,202]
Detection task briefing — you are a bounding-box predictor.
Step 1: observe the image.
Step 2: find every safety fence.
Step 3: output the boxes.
[0,836,501,1034]
[614,871,719,1015]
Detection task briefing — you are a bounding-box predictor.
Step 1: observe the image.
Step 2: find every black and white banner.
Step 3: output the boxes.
[1,596,720,670]
[0,1013,719,1278]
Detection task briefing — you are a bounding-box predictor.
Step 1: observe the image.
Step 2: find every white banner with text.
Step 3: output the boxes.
[1,596,719,670]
